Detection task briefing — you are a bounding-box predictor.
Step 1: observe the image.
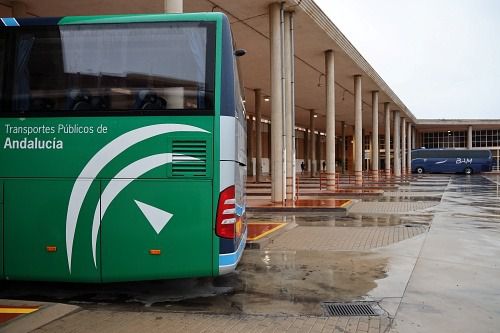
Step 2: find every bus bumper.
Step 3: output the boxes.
[218,228,247,275]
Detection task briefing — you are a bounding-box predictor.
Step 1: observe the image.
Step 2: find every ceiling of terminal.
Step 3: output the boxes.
[10,0,417,135]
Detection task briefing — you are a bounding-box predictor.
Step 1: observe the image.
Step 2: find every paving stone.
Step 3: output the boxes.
[348,201,438,214]
[265,226,427,251]
[31,310,393,333]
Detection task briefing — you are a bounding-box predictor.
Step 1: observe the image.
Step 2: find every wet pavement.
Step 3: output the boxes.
[1,174,500,332]
[391,175,500,333]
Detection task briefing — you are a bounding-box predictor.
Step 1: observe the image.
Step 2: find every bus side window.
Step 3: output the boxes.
[134,90,167,110]
[0,33,5,112]
[13,33,35,112]
[67,89,92,111]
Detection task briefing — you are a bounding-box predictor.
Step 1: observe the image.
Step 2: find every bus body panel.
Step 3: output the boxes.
[4,178,101,282]
[218,160,246,274]
[0,186,3,279]
[1,116,214,282]
[100,179,213,282]
[216,15,247,275]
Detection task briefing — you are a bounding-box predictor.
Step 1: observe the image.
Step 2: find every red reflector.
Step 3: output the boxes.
[216,185,236,239]
[149,249,161,255]
[46,246,57,252]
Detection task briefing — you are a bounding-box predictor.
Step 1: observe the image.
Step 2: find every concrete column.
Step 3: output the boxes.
[393,111,401,177]
[407,122,412,172]
[401,118,406,174]
[255,89,263,183]
[290,12,297,199]
[341,121,346,173]
[384,103,391,176]
[11,1,27,17]
[371,91,379,174]
[325,50,336,189]
[269,3,284,202]
[268,122,272,175]
[309,110,316,177]
[247,118,255,177]
[412,127,416,149]
[284,11,296,201]
[352,129,356,170]
[304,130,309,171]
[164,0,183,13]
[317,135,322,173]
[369,132,373,170]
[354,75,363,184]
[467,125,473,149]
[362,129,365,170]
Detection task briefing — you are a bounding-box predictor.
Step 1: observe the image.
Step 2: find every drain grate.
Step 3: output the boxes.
[320,301,382,317]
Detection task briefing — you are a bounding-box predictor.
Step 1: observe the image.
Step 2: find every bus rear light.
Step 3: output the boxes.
[222,217,236,225]
[222,208,235,215]
[149,249,161,255]
[46,246,57,252]
[216,185,236,239]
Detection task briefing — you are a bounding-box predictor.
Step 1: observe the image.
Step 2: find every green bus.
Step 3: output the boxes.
[0,13,247,282]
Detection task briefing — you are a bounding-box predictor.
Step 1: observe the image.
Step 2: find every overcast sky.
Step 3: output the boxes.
[315,0,499,119]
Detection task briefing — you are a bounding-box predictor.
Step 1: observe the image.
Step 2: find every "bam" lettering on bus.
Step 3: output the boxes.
[456,158,472,164]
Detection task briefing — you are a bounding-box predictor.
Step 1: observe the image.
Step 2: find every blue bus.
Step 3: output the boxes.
[411,149,492,175]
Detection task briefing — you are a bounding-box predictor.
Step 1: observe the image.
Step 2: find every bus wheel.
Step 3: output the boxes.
[464,167,473,175]
[416,167,424,174]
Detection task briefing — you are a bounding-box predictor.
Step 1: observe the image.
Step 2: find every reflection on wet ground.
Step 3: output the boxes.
[249,213,432,228]
[390,174,500,332]
[0,251,389,317]
[363,195,442,202]
[440,175,500,217]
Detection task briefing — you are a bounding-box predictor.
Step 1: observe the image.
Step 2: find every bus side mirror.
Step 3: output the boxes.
[234,49,246,57]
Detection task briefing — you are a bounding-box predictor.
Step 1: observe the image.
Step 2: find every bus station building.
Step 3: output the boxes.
[2,0,499,202]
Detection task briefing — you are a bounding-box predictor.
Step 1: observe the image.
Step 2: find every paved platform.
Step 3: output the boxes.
[245,174,425,211]
[31,309,391,333]
[266,226,427,251]
[348,201,439,214]
[247,198,352,212]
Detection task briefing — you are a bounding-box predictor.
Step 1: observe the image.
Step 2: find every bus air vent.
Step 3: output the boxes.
[172,140,207,177]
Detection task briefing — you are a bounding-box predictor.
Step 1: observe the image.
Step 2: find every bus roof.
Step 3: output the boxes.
[412,148,491,152]
[1,12,225,27]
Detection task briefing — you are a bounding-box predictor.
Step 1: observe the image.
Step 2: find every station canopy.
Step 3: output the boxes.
[15,0,416,134]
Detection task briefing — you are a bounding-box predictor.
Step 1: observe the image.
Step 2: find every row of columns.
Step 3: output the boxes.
[250,107,415,179]
[268,3,417,203]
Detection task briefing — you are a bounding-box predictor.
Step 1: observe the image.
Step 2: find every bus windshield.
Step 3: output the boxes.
[4,21,215,114]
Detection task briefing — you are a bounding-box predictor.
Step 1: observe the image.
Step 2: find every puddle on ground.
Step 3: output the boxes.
[362,196,442,202]
[0,249,392,316]
[248,213,432,228]
[152,250,390,316]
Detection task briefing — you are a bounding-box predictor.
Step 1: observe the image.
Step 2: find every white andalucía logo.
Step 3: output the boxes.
[65,124,208,272]
[134,200,174,234]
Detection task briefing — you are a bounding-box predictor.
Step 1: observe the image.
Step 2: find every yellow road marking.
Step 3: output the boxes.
[0,307,38,314]
[247,222,286,241]
[340,200,352,208]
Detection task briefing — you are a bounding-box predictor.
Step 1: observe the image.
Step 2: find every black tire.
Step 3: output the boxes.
[464,167,473,175]
[415,167,424,174]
